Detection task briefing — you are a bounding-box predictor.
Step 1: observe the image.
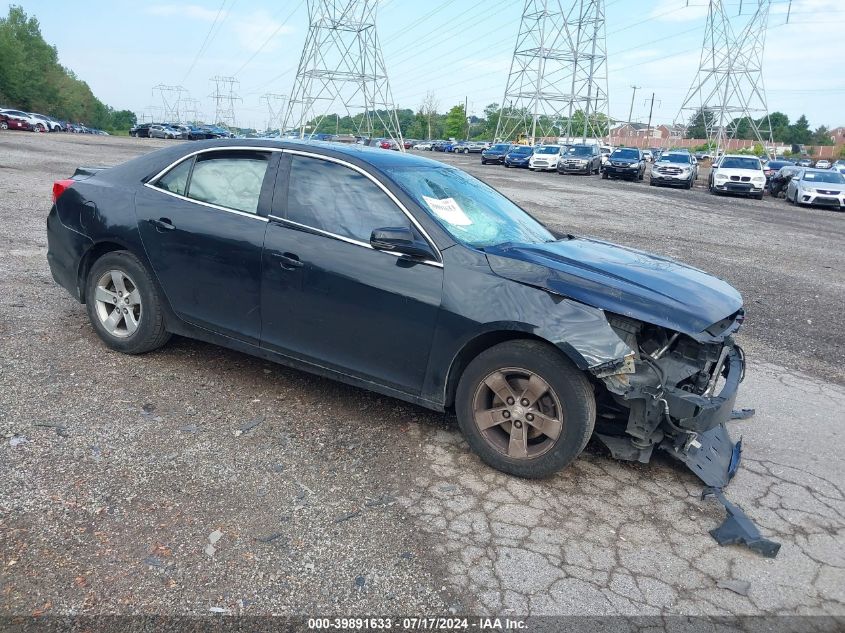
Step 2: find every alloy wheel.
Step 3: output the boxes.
[94,270,142,338]
[472,367,564,459]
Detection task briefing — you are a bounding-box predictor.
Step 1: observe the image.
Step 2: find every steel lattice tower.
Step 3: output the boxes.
[282,0,403,146]
[152,85,188,123]
[675,0,773,155]
[260,93,287,133]
[495,0,609,145]
[209,76,242,129]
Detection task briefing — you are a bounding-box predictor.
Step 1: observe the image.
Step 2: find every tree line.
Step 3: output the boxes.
[0,6,135,132]
[686,108,835,146]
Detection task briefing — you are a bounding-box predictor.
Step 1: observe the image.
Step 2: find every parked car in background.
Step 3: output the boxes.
[768,165,801,198]
[481,143,513,164]
[763,159,795,184]
[602,147,645,181]
[413,141,433,150]
[1,109,44,131]
[558,144,601,175]
[30,113,63,132]
[454,141,488,154]
[529,144,564,171]
[694,152,711,161]
[600,145,613,166]
[503,145,534,168]
[177,125,211,140]
[130,123,152,138]
[148,124,182,139]
[832,160,845,175]
[451,141,470,153]
[814,159,831,170]
[203,125,234,139]
[786,169,845,209]
[0,112,31,131]
[432,140,450,152]
[796,158,813,167]
[708,155,765,199]
[642,149,653,162]
[650,152,698,189]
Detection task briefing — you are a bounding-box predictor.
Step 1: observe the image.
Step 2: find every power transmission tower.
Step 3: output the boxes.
[260,93,287,133]
[495,0,609,145]
[282,0,404,146]
[209,76,242,129]
[675,0,773,156]
[181,98,202,124]
[152,85,188,123]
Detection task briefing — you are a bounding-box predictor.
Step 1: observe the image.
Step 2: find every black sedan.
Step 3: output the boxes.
[47,139,751,494]
[503,145,534,168]
[481,143,513,165]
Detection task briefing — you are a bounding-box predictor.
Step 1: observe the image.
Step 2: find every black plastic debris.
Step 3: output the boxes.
[702,487,781,558]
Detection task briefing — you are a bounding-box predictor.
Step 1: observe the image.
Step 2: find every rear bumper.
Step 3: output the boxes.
[47,204,90,302]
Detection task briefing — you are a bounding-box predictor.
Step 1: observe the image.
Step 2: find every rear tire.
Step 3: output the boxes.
[455,340,595,479]
[85,251,171,355]
[601,170,608,180]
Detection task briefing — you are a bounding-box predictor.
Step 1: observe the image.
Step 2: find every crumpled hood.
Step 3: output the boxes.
[485,238,743,336]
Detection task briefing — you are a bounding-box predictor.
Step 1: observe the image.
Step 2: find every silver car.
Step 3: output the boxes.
[786,168,845,210]
[650,151,698,189]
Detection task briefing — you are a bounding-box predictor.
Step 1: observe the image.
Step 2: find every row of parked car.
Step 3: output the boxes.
[130,122,236,140]
[414,140,845,209]
[0,108,108,134]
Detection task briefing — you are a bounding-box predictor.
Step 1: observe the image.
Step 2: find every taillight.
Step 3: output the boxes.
[52,179,74,203]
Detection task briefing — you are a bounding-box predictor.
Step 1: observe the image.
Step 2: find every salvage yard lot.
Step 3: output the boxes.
[1,133,844,619]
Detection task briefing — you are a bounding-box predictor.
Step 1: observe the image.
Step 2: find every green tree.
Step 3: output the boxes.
[444,103,467,139]
[788,115,812,145]
[686,108,715,139]
[767,111,790,142]
[811,125,834,146]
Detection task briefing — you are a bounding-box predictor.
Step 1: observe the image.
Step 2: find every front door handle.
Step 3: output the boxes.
[272,252,303,270]
[150,217,175,232]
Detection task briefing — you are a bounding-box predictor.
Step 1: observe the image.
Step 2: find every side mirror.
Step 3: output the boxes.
[370,226,434,260]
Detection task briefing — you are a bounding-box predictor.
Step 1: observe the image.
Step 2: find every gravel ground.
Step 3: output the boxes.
[1,133,843,623]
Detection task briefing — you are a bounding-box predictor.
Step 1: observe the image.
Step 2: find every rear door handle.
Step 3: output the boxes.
[150,217,175,232]
[272,252,303,270]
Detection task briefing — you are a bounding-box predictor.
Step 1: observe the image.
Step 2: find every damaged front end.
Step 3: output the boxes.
[589,310,780,557]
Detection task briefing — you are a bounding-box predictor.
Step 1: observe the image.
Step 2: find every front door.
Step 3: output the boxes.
[135,149,277,344]
[260,153,443,395]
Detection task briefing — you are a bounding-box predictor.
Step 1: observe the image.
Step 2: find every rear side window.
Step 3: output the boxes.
[286,155,409,243]
[156,158,192,196]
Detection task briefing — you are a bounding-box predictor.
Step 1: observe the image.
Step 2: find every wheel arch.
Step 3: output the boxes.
[77,239,146,303]
[442,329,586,410]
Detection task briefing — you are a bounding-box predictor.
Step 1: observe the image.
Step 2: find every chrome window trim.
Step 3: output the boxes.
[267,215,443,268]
[282,148,443,265]
[145,146,279,221]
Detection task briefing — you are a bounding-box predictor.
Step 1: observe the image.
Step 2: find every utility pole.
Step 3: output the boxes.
[496,0,609,145]
[283,0,404,148]
[627,85,640,125]
[644,93,660,140]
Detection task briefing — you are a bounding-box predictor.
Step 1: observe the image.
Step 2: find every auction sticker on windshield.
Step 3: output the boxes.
[422,195,472,226]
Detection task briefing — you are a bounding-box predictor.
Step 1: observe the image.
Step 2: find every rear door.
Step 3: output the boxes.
[136,149,278,344]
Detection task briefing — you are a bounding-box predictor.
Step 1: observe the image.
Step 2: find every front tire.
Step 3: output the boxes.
[455,340,595,479]
[85,251,170,355]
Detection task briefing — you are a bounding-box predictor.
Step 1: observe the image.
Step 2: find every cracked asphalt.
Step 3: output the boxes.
[1,134,843,623]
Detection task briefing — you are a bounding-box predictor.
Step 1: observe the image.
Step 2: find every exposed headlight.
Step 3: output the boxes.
[752,176,764,183]
[715,173,729,181]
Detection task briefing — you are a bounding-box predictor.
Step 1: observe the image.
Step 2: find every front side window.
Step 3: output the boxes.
[385,165,554,249]
[188,152,270,214]
[286,156,409,243]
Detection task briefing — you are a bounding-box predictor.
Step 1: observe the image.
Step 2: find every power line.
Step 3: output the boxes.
[230,0,306,77]
[181,0,230,84]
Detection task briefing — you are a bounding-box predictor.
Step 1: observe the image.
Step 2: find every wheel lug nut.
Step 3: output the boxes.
[521,398,530,406]
[506,397,514,405]
[526,413,534,421]
[514,420,523,428]
[502,410,511,419]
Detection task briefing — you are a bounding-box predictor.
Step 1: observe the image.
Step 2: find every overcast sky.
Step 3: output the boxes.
[16,0,845,130]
